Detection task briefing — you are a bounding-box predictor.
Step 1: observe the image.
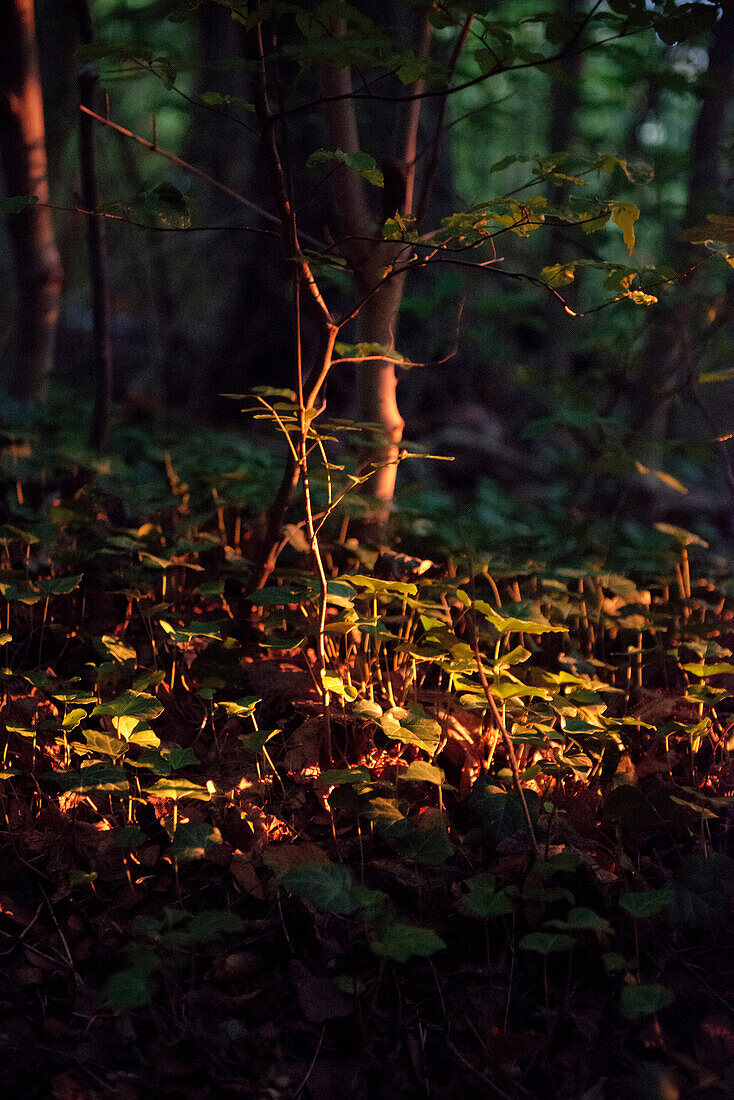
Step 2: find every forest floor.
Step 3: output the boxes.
[0,399,732,1100]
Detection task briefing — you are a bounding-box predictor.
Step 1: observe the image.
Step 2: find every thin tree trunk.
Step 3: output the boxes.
[0,0,63,404]
[74,0,113,452]
[320,13,432,530]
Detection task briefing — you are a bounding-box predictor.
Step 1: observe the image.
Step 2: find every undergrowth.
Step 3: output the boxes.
[0,398,732,1100]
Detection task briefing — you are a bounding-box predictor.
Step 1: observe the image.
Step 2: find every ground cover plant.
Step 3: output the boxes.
[0,397,732,1100]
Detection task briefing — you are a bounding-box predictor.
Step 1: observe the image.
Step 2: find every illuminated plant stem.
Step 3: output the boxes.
[472,630,540,857]
[294,275,333,765]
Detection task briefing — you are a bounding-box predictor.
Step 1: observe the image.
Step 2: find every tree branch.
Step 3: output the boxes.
[79,105,324,251]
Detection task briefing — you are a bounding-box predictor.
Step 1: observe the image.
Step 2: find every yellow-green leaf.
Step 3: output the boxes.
[611,202,640,257]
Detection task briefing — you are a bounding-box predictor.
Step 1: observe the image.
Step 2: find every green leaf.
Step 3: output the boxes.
[654,522,708,547]
[307,148,384,187]
[321,766,372,786]
[162,746,199,770]
[0,194,39,213]
[602,952,628,973]
[334,341,405,364]
[246,585,311,606]
[468,778,540,846]
[96,634,137,663]
[380,706,441,752]
[347,575,417,597]
[542,262,576,287]
[400,761,444,785]
[370,922,445,963]
[238,728,279,753]
[681,662,734,677]
[620,887,675,919]
[77,730,128,758]
[170,822,223,862]
[44,764,129,795]
[611,202,640,257]
[519,932,576,954]
[546,907,612,933]
[473,599,565,635]
[184,910,247,942]
[93,691,164,721]
[218,696,262,718]
[390,812,453,866]
[37,574,82,596]
[160,620,223,642]
[280,863,384,915]
[104,966,152,1009]
[620,984,674,1020]
[321,671,358,701]
[113,825,147,850]
[668,853,734,926]
[460,873,519,919]
[148,778,212,801]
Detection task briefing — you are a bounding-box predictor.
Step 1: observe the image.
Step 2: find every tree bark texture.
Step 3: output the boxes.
[320,5,432,527]
[0,0,63,404]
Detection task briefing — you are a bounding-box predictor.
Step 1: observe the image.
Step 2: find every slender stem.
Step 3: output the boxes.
[472,629,540,856]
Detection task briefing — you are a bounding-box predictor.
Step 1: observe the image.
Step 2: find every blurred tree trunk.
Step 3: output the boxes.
[0,0,63,404]
[684,1,734,228]
[546,0,583,268]
[74,0,113,453]
[183,6,295,411]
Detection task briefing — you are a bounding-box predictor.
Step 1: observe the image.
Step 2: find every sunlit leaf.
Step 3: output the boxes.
[148,778,212,801]
[171,822,223,862]
[93,691,164,720]
[611,202,640,257]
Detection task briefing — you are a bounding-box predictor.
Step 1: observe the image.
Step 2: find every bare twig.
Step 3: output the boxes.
[79,105,324,250]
